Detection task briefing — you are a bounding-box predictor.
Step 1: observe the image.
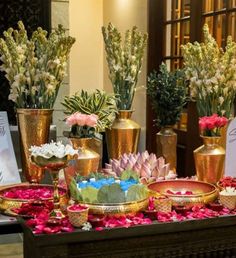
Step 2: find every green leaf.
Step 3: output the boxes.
[120,170,139,182]
[97,183,126,203]
[126,184,148,202]
[81,187,98,203]
[69,178,82,201]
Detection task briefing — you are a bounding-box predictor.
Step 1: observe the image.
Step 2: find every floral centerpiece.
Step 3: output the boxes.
[102,23,147,110]
[65,113,98,139]
[194,114,228,184]
[181,24,236,118]
[0,21,75,183]
[147,63,187,127]
[0,21,75,108]
[30,141,78,218]
[199,114,228,137]
[62,89,118,132]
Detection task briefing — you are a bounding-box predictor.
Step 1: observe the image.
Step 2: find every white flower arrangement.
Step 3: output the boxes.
[29,141,78,159]
[0,21,75,109]
[181,24,236,117]
[220,187,236,196]
[102,23,147,110]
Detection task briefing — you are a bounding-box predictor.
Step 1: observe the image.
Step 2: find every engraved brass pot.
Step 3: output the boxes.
[106,110,140,160]
[156,126,177,172]
[194,136,225,184]
[64,138,100,187]
[17,109,53,183]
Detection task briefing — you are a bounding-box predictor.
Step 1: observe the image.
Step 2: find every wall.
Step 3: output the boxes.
[51,0,148,149]
[51,0,70,141]
[103,0,148,151]
[69,0,104,94]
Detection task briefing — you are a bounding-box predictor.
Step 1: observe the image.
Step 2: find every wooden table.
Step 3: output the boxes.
[21,215,236,258]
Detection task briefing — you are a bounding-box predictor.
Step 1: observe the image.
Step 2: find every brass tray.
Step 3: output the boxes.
[0,183,68,212]
[78,197,149,215]
[148,180,219,207]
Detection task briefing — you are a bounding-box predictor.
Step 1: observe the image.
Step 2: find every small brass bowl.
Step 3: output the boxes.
[148,180,218,207]
[78,197,149,215]
[0,183,68,212]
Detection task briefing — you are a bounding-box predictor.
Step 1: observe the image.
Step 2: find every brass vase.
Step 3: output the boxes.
[17,109,53,183]
[156,126,177,172]
[194,136,225,184]
[106,110,141,160]
[64,138,100,187]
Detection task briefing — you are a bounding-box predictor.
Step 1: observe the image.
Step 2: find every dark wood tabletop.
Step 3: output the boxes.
[21,214,236,258]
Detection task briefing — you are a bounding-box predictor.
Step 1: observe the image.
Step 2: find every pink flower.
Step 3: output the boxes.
[66,113,98,128]
[86,114,98,127]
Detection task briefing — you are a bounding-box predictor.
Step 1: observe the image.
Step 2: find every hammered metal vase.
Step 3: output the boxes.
[194,136,225,184]
[106,110,141,160]
[64,138,100,186]
[156,126,177,172]
[17,109,53,183]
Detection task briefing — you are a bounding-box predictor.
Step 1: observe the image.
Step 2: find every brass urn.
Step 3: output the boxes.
[156,126,177,172]
[106,110,140,160]
[64,138,100,187]
[17,108,53,183]
[194,136,225,184]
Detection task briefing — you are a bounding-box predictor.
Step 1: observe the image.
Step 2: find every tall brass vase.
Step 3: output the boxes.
[106,110,140,159]
[194,136,225,184]
[17,109,53,183]
[64,138,100,187]
[156,126,177,172]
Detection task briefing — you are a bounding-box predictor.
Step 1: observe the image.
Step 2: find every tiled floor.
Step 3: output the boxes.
[0,234,23,258]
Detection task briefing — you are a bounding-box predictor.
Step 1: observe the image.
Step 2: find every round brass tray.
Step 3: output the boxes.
[148,180,219,207]
[0,183,68,212]
[78,197,149,215]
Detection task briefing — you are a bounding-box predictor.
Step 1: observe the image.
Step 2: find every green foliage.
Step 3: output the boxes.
[69,178,82,201]
[97,183,126,203]
[81,187,98,203]
[126,185,148,202]
[120,170,139,182]
[62,89,118,132]
[75,172,111,183]
[147,63,187,127]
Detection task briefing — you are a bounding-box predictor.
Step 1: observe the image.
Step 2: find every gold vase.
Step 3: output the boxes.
[156,126,177,172]
[194,136,225,184]
[106,110,141,160]
[17,109,53,183]
[64,138,100,186]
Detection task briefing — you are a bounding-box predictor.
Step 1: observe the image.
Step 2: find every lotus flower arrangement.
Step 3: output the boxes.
[103,151,176,181]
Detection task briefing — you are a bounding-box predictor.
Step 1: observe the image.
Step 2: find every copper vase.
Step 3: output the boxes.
[194,136,225,184]
[156,126,177,172]
[64,138,100,187]
[17,109,53,183]
[106,110,140,160]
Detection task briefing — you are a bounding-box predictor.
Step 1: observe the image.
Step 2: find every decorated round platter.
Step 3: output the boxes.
[148,180,218,207]
[0,183,68,212]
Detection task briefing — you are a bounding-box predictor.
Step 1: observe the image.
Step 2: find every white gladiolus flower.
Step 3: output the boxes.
[219,96,224,105]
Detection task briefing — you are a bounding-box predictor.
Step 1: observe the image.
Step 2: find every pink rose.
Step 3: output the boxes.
[74,113,87,126]
[66,113,77,126]
[86,114,98,127]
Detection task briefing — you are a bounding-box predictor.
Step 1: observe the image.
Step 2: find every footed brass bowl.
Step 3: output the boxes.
[148,180,218,207]
[0,183,68,212]
[78,197,149,215]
